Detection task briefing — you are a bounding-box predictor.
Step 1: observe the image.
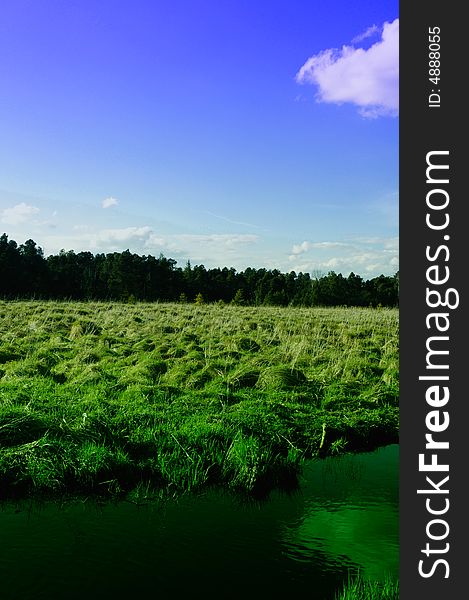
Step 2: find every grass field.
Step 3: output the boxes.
[0,300,398,498]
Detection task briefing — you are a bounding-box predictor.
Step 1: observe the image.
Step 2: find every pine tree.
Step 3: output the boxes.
[232,288,246,306]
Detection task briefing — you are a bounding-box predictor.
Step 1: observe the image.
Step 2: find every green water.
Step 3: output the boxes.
[0,444,398,599]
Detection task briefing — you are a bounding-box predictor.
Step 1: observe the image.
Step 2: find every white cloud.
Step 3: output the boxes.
[289,240,352,261]
[291,251,398,277]
[176,234,258,246]
[152,233,259,257]
[0,202,40,225]
[353,236,398,251]
[310,241,351,249]
[95,226,153,247]
[351,24,379,44]
[102,197,119,209]
[291,241,311,255]
[296,18,399,117]
[286,235,398,277]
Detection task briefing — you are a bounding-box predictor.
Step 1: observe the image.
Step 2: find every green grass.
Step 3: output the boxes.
[334,574,399,600]
[0,300,398,498]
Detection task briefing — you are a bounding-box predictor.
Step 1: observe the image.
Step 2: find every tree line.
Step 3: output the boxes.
[0,234,398,307]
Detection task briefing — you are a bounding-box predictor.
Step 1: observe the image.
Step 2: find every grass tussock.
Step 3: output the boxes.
[0,300,398,499]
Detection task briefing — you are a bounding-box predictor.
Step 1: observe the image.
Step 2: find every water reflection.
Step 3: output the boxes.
[280,445,399,581]
[0,445,398,599]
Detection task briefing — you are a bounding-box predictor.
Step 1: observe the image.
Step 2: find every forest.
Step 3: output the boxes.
[0,234,398,307]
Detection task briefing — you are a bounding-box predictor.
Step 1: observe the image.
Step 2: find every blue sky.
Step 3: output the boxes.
[0,0,398,278]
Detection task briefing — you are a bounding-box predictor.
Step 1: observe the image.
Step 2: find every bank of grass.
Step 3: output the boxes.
[334,574,399,600]
[0,300,398,498]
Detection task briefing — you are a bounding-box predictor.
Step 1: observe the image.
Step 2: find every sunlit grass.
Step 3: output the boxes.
[0,300,398,498]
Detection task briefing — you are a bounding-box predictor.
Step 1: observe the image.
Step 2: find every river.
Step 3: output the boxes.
[0,444,398,599]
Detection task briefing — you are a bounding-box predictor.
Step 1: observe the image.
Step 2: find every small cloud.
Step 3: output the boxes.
[310,241,351,249]
[0,202,40,225]
[296,18,398,118]
[291,241,311,255]
[351,24,379,44]
[175,233,258,249]
[102,197,119,209]
[96,226,152,246]
[290,240,351,259]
